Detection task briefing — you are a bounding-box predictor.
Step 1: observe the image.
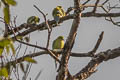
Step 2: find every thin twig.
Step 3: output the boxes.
[33,5,52,49]
[13,16,21,34]
[25,43,37,79]
[22,63,30,80]
[88,31,104,56]
[35,70,42,80]
[66,7,75,15]
[82,0,91,5]
[9,21,60,67]
[102,0,109,5]
[15,39,60,63]
[92,0,100,13]
[101,4,120,27]
[12,68,19,80]
[0,17,5,23]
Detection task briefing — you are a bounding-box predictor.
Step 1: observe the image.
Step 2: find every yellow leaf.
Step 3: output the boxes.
[0,67,8,77]
[0,48,4,56]
[5,0,17,6]
[16,36,23,41]
[0,37,4,56]
[24,57,37,63]
[4,39,11,47]
[3,6,10,24]
[5,45,10,54]
[0,41,5,48]
[0,37,15,55]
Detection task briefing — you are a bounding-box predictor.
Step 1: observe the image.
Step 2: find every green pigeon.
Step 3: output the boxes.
[52,36,64,68]
[27,16,40,24]
[52,6,66,25]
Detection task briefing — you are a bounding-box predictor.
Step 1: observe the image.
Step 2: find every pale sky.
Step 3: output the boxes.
[0,0,120,80]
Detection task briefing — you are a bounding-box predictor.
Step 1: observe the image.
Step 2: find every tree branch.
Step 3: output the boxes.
[6,12,120,39]
[57,0,81,79]
[92,0,100,13]
[2,46,120,80]
[73,47,120,80]
[33,5,52,48]
[88,31,104,56]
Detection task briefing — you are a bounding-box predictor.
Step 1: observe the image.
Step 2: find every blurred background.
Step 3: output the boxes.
[0,0,120,80]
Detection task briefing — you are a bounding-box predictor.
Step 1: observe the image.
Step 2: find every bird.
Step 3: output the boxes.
[58,6,66,17]
[52,6,66,25]
[52,36,64,68]
[27,16,40,24]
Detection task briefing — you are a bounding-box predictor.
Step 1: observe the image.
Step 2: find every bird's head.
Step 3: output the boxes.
[57,6,62,9]
[58,36,64,40]
[35,16,40,23]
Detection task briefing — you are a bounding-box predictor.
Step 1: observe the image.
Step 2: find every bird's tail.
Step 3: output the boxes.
[54,54,60,69]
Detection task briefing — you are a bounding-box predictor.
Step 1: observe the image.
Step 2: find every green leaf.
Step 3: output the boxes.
[0,37,5,48]
[3,6,10,24]
[0,37,4,55]
[20,63,25,73]
[0,37,15,55]
[24,57,37,63]
[5,0,17,6]
[5,45,10,54]
[0,67,8,77]
[4,39,11,47]
[0,48,4,56]
[16,36,23,41]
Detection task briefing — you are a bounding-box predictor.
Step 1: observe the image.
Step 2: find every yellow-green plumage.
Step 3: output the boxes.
[52,6,66,24]
[52,36,64,68]
[27,16,40,24]
[58,6,66,17]
[52,36,64,50]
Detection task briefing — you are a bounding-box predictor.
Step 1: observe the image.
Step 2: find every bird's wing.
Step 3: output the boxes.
[27,16,35,24]
[52,8,56,17]
[52,8,58,17]
[52,8,62,16]
[35,17,39,23]
[61,40,64,49]
[52,39,56,50]
[60,8,65,16]
[57,7,65,17]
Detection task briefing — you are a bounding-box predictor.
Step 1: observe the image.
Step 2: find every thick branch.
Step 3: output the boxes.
[3,46,120,67]
[1,45,120,80]
[57,0,81,80]
[8,12,120,38]
[82,12,120,17]
[73,47,120,80]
